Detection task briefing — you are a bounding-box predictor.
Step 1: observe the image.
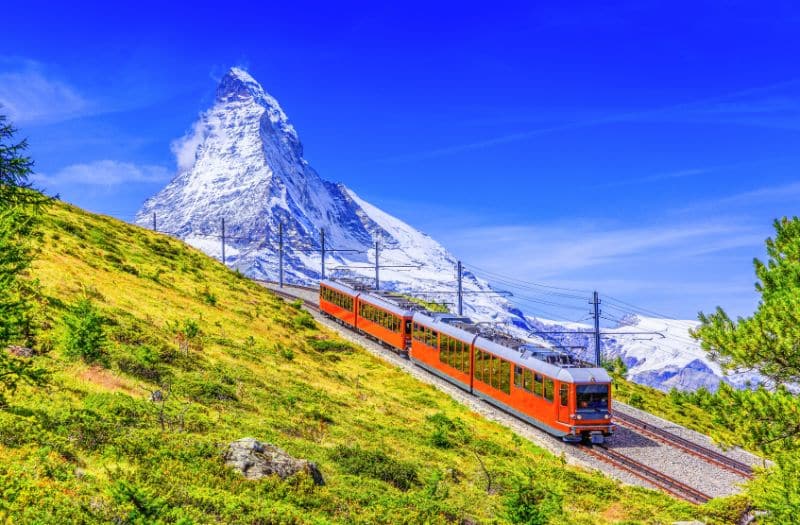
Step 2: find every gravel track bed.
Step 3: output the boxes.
[261,283,751,498]
[607,425,745,497]
[613,401,768,471]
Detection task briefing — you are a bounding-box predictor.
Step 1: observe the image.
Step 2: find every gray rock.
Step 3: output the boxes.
[5,346,34,358]
[224,438,324,485]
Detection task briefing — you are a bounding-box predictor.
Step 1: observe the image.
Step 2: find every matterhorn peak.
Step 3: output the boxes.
[216,67,266,101]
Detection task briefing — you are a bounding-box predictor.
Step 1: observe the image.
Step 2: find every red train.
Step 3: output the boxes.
[319,279,614,444]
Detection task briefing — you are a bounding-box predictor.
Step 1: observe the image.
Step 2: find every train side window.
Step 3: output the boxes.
[498,359,510,394]
[534,374,543,397]
[514,366,523,387]
[523,369,533,392]
[559,384,569,407]
[544,378,554,402]
[490,355,500,390]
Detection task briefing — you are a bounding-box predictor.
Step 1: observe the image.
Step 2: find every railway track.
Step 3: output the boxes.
[260,281,744,504]
[612,411,754,479]
[579,444,711,504]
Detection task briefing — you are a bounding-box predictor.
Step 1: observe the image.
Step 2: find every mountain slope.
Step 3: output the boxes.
[0,200,723,523]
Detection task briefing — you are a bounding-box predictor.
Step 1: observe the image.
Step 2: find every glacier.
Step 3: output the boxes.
[135,67,754,393]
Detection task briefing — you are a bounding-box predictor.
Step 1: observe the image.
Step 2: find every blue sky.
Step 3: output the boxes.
[3,1,799,320]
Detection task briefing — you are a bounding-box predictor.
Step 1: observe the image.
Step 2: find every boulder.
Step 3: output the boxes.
[5,346,34,358]
[224,438,324,485]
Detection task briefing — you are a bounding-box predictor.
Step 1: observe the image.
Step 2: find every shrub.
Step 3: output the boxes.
[292,311,316,330]
[628,392,645,409]
[116,345,163,382]
[307,338,353,354]
[426,412,470,449]
[330,445,418,490]
[278,344,295,361]
[61,298,105,362]
[199,286,217,306]
[504,472,564,525]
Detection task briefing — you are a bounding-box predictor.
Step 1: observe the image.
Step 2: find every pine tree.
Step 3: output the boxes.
[692,217,800,523]
[0,113,47,405]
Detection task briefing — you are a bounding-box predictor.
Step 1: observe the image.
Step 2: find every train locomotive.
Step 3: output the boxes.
[319,279,614,444]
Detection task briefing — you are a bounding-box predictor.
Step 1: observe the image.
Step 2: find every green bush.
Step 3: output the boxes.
[116,345,164,382]
[330,445,418,490]
[61,298,106,362]
[628,392,645,409]
[426,412,470,449]
[504,472,564,525]
[199,286,217,306]
[307,338,353,354]
[292,311,316,330]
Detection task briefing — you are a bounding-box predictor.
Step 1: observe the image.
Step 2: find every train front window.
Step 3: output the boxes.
[576,384,609,411]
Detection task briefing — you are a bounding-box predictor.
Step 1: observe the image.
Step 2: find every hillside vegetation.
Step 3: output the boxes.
[0,201,742,524]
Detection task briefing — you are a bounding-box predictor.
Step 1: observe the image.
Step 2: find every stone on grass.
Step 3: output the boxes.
[224,437,324,485]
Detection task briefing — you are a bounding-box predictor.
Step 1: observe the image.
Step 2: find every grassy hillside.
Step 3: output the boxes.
[0,201,742,524]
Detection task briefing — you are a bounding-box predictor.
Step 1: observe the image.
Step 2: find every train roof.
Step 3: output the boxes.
[412,311,609,384]
[322,279,423,317]
[359,292,415,317]
[320,279,363,296]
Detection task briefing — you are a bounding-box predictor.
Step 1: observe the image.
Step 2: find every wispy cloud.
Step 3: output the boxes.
[438,219,764,319]
[34,160,172,188]
[381,78,800,162]
[0,58,89,124]
[444,221,759,278]
[678,180,800,215]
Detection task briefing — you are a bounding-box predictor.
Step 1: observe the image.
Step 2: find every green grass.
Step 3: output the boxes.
[0,201,744,523]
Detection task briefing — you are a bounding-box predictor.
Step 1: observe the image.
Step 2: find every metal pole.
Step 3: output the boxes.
[279,222,284,288]
[457,260,463,316]
[320,229,326,280]
[374,241,380,290]
[221,218,226,266]
[592,291,601,366]
[152,212,157,231]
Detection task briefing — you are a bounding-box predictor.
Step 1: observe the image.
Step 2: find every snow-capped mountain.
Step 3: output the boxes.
[527,315,763,392]
[136,67,744,392]
[135,67,516,324]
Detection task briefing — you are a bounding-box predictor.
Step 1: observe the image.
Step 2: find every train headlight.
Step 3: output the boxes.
[604,414,611,420]
[576,414,583,420]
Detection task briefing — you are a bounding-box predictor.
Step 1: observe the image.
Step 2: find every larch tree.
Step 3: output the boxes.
[0,113,47,405]
[692,217,800,523]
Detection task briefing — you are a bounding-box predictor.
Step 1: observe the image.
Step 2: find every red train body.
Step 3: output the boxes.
[319,279,614,443]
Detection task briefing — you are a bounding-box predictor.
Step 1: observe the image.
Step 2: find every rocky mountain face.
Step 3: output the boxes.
[136,67,751,392]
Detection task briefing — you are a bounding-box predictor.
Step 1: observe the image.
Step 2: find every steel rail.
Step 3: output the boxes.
[613,411,754,479]
[579,444,711,504]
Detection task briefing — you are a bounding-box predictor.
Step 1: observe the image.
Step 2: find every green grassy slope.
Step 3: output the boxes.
[0,202,742,524]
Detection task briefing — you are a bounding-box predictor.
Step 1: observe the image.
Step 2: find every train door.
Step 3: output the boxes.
[557,382,571,423]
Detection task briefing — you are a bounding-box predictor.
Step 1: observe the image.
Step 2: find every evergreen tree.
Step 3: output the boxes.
[0,113,40,346]
[693,217,800,522]
[0,113,47,405]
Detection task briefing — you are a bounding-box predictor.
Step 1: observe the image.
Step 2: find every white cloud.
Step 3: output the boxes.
[35,160,172,188]
[170,117,207,172]
[444,221,759,278]
[0,59,88,124]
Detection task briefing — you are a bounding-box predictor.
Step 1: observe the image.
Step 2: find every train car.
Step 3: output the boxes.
[356,293,414,351]
[319,280,359,327]
[410,311,477,389]
[410,311,613,444]
[320,280,613,443]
